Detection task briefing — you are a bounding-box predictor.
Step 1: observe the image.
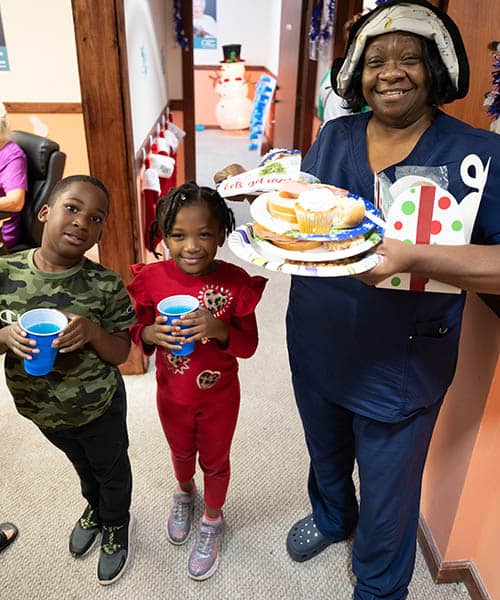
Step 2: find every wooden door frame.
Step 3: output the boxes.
[295,0,363,154]
[71,0,144,373]
[294,0,317,152]
[179,0,196,182]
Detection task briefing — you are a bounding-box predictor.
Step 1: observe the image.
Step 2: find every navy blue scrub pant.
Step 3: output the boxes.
[292,372,442,600]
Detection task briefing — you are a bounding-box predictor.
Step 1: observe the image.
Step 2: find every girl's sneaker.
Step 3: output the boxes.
[187,516,224,580]
[167,490,195,545]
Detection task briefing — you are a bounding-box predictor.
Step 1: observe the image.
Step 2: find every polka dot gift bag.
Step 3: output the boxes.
[375,157,490,294]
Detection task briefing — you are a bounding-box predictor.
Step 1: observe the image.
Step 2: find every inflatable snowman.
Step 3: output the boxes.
[215,44,253,131]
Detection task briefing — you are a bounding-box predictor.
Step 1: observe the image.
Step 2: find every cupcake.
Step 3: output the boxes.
[294,188,337,234]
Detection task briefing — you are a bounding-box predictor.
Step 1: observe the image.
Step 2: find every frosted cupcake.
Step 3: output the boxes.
[294,188,337,234]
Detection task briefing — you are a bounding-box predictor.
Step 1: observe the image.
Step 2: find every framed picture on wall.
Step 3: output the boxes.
[193,0,217,50]
[0,8,10,71]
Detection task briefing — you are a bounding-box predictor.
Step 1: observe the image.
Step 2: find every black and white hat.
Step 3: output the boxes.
[331,0,469,100]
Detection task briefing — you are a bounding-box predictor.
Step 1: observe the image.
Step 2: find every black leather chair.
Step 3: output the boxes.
[5,130,66,251]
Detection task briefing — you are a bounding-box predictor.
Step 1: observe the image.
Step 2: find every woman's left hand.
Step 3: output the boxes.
[175,308,229,345]
[356,237,415,285]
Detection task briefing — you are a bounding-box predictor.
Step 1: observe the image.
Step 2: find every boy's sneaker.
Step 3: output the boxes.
[69,505,101,557]
[187,516,224,580]
[167,489,195,545]
[97,515,134,586]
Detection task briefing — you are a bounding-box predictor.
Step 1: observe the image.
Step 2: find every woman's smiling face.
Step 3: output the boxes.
[362,32,432,127]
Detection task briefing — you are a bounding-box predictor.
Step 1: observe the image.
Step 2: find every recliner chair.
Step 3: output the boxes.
[6,130,66,251]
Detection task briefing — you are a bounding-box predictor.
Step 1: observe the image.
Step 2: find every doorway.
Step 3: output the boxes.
[185,0,366,176]
[189,0,284,190]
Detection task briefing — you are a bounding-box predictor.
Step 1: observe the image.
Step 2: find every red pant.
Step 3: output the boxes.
[157,378,240,510]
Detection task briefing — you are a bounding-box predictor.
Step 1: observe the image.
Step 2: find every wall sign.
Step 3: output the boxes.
[193,0,217,50]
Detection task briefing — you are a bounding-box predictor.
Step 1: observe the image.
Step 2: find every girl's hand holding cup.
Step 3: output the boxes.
[177,308,229,347]
[142,315,185,353]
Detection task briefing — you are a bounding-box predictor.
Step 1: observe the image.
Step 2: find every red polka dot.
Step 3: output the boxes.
[438,196,451,210]
[431,220,442,235]
[394,221,403,230]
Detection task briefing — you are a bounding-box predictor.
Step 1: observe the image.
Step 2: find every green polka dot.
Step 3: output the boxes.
[451,220,463,231]
[391,277,401,287]
[403,239,413,244]
[402,201,416,215]
[252,258,268,267]
[410,188,416,194]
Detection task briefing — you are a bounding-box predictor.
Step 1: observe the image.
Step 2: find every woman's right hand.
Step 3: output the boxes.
[0,322,39,359]
[213,163,246,184]
[140,316,184,352]
[213,163,258,203]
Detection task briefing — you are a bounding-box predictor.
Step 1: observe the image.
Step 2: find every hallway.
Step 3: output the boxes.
[0,129,470,599]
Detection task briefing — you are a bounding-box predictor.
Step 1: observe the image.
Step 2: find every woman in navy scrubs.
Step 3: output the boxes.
[285,1,500,599]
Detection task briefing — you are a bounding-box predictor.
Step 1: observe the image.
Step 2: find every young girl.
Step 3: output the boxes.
[128,181,266,580]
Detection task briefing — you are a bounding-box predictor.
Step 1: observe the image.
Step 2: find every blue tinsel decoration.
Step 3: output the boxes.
[309,0,336,60]
[173,0,189,49]
[487,52,500,120]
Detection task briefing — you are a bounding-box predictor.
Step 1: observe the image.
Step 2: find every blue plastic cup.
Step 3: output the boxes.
[18,308,68,376]
[157,295,199,356]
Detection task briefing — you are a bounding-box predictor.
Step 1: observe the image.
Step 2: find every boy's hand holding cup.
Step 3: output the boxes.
[18,308,68,376]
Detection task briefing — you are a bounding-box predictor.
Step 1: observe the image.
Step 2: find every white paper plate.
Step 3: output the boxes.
[250,191,384,241]
[253,225,383,261]
[228,224,380,277]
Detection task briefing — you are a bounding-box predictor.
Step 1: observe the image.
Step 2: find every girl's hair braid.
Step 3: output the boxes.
[149,181,235,258]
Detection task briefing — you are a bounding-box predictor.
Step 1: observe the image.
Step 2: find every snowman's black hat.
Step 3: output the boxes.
[221,44,244,63]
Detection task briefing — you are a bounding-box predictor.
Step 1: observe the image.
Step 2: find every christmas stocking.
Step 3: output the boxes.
[142,158,161,250]
[150,149,176,198]
[154,128,178,191]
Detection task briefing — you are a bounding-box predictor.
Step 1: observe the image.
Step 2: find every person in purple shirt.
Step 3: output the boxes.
[0,102,27,249]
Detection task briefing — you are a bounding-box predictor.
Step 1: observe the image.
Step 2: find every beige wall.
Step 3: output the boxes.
[0,0,80,102]
[7,113,88,177]
[448,363,500,597]
[1,0,87,176]
[421,293,500,596]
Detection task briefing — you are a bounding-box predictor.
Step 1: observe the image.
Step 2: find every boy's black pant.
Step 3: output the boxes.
[40,374,132,526]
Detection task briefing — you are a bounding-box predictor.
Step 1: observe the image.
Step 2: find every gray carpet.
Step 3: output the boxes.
[0,129,470,599]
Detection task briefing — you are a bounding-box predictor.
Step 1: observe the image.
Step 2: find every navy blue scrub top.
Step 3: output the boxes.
[287,110,500,422]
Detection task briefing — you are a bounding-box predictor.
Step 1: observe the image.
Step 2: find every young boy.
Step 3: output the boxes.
[0,175,135,585]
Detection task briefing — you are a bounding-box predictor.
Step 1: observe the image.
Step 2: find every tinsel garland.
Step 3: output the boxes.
[173,0,189,49]
[486,49,500,121]
[309,0,336,60]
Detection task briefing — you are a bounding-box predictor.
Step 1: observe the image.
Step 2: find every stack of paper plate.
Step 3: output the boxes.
[228,191,385,277]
